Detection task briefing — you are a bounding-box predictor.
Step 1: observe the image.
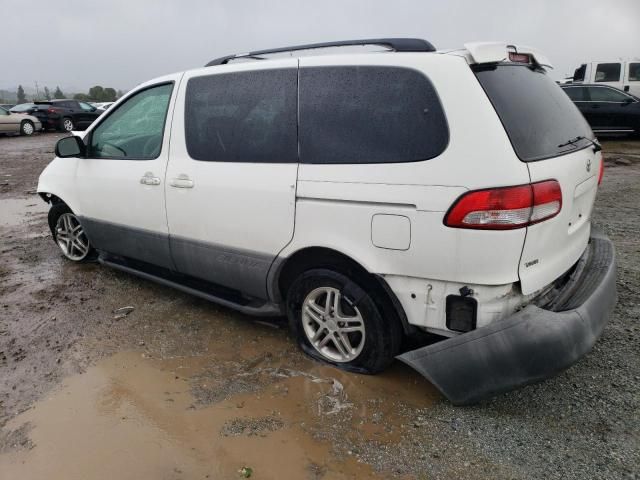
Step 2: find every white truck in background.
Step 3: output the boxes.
[571,60,640,96]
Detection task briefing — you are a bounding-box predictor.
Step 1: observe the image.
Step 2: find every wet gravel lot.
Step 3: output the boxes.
[0,132,638,479]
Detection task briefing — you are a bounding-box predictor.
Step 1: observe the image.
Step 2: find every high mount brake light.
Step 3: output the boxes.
[444,180,562,230]
[508,52,531,64]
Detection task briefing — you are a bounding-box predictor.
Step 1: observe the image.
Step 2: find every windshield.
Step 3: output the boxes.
[474,64,593,162]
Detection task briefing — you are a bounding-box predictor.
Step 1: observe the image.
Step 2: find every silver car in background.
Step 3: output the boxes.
[0,106,41,135]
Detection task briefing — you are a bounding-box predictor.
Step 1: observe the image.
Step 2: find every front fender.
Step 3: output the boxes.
[36,157,81,213]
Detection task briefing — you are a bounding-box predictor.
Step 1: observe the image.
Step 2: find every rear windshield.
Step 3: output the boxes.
[474,64,592,162]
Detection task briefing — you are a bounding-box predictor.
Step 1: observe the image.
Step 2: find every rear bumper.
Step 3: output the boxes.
[397,228,616,405]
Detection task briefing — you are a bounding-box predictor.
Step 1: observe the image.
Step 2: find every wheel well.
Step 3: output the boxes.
[276,247,411,334]
[38,193,65,205]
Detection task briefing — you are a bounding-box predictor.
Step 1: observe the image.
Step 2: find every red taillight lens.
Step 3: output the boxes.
[598,158,604,185]
[508,52,531,64]
[444,180,562,230]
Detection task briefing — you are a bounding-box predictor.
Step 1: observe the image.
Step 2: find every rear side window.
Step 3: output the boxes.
[563,86,587,101]
[629,63,640,82]
[595,63,621,82]
[299,66,448,164]
[474,64,592,162]
[185,69,298,163]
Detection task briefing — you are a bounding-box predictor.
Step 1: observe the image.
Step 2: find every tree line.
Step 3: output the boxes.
[1,85,125,104]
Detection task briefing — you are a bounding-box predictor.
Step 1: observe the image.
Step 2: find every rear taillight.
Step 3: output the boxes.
[598,158,604,185]
[47,108,59,113]
[444,180,562,230]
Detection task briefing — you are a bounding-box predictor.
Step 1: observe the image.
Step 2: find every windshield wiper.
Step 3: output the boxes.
[558,136,602,153]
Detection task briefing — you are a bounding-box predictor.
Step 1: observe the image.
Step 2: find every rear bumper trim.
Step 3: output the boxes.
[397,228,617,405]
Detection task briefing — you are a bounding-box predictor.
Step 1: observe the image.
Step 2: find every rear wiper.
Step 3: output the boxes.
[558,136,602,153]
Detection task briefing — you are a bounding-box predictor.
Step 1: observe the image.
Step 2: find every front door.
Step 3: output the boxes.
[165,60,299,300]
[77,101,101,128]
[587,86,636,133]
[74,77,181,269]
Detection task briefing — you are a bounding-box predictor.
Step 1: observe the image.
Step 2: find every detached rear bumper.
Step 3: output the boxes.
[398,228,616,405]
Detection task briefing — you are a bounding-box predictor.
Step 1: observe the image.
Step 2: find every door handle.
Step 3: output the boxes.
[140,172,161,186]
[169,174,194,189]
[590,104,600,109]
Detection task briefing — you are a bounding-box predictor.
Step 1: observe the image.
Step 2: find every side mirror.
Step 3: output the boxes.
[91,106,97,112]
[55,135,86,158]
[622,98,634,105]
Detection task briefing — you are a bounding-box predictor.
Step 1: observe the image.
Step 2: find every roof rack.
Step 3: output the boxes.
[205,38,436,67]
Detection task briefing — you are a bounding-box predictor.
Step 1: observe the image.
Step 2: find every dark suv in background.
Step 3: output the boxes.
[26,99,104,132]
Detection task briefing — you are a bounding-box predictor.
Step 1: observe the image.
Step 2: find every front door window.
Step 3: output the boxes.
[89,83,173,160]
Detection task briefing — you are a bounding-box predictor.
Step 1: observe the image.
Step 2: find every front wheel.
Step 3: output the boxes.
[286,268,402,373]
[47,204,96,262]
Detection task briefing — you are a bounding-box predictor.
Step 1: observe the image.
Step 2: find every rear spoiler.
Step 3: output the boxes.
[463,42,553,69]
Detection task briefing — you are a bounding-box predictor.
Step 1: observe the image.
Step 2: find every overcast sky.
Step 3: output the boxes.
[3,0,639,92]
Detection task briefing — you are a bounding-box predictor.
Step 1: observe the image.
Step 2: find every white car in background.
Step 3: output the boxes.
[37,38,617,405]
[91,102,114,110]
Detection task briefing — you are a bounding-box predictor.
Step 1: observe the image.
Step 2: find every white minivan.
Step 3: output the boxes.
[38,39,617,404]
[571,60,640,96]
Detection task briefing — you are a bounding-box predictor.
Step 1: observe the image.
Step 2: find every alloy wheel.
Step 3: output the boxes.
[55,213,90,261]
[301,286,366,363]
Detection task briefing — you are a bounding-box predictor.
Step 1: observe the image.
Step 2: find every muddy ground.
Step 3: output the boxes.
[0,132,638,480]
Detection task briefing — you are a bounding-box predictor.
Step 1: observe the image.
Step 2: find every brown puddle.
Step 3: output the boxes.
[0,345,439,480]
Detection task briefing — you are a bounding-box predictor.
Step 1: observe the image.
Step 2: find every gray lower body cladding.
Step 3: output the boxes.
[79,217,274,300]
[80,217,174,270]
[398,228,617,405]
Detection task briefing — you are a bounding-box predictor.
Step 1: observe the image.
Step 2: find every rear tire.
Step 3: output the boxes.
[286,268,402,374]
[48,203,96,262]
[20,120,35,136]
[60,117,74,132]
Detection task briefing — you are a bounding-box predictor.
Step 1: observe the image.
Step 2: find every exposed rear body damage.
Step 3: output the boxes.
[398,229,616,405]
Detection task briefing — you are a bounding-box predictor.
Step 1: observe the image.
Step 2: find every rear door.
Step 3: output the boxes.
[165,60,299,300]
[562,85,593,122]
[475,64,600,295]
[0,108,17,132]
